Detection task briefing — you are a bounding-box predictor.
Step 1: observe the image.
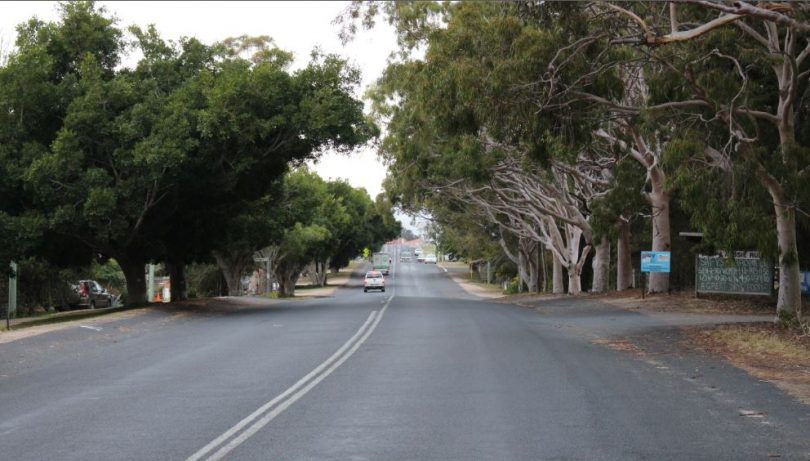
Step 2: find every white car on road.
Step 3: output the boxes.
[364,271,385,292]
[424,254,437,264]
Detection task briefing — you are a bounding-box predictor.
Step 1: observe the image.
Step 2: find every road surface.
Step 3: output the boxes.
[1,258,808,460]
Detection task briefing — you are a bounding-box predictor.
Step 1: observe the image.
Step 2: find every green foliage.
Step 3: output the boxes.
[506,276,521,295]
[270,168,399,281]
[664,133,777,259]
[590,158,647,242]
[1,5,376,303]
[185,262,226,298]
[89,259,125,295]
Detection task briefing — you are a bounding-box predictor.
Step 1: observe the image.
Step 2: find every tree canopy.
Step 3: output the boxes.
[1,1,389,304]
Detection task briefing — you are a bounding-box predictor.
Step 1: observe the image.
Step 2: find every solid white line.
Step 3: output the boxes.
[205,294,395,461]
[79,325,102,331]
[186,310,379,461]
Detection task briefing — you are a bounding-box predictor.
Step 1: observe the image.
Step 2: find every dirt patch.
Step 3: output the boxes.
[0,308,153,345]
[593,338,647,356]
[684,322,810,404]
[599,290,776,315]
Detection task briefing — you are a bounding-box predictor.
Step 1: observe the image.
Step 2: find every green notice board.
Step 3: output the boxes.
[695,255,773,295]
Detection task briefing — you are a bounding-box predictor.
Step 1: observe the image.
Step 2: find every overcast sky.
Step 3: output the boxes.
[1,1,404,213]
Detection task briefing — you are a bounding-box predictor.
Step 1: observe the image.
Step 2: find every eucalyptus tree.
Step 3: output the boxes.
[603,1,810,319]
[362,1,626,294]
[488,2,688,294]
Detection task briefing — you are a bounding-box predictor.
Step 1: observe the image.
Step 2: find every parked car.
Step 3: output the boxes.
[424,254,437,264]
[57,280,113,311]
[364,271,385,293]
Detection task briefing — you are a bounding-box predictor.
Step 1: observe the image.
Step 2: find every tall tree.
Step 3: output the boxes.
[606,1,810,318]
[1,4,374,304]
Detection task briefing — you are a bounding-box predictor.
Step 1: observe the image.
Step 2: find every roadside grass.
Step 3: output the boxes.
[0,305,147,332]
[438,261,468,269]
[686,322,810,404]
[449,270,504,294]
[703,323,810,363]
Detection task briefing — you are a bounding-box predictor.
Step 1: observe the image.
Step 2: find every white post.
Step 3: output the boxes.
[147,264,155,302]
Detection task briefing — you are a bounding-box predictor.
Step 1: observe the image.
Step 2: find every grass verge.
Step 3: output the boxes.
[685,322,810,404]
[0,305,147,332]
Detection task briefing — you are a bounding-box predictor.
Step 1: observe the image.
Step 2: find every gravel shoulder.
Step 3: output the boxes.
[497,291,810,406]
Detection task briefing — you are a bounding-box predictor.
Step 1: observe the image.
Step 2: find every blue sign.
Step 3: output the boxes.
[641,251,671,273]
[801,272,810,295]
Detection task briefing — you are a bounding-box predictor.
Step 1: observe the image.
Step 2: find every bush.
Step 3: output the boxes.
[506,276,521,295]
[186,263,227,298]
[0,258,81,316]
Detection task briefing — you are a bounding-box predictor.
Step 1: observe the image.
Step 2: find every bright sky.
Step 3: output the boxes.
[1,0,396,200]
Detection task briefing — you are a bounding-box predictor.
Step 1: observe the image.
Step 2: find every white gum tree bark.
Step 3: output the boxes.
[552,252,565,294]
[591,239,610,293]
[595,125,672,294]
[613,1,810,317]
[616,219,633,290]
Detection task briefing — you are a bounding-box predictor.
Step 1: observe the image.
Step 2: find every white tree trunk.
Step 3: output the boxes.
[539,245,548,292]
[774,200,801,318]
[648,169,671,293]
[527,247,539,293]
[591,240,610,293]
[617,221,633,290]
[552,254,565,294]
[567,266,582,295]
[566,225,585,295]
[519,239,539,293]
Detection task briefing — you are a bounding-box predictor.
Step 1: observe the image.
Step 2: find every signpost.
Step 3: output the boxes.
[641,251,671,273]
[640,251,671,297]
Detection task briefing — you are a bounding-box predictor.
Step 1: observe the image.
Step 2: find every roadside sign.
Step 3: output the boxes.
[641,251,671,273]
[696,255,772,296]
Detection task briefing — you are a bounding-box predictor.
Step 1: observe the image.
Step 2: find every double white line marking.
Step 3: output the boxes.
[187,295,395,461]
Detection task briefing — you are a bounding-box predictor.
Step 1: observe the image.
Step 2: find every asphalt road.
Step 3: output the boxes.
[1,258,809,460]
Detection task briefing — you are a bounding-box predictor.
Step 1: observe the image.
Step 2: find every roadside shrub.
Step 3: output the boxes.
[186,263,227,298]
[2,258,81,316]
[90,259,126,296]
[506,276,521,295]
